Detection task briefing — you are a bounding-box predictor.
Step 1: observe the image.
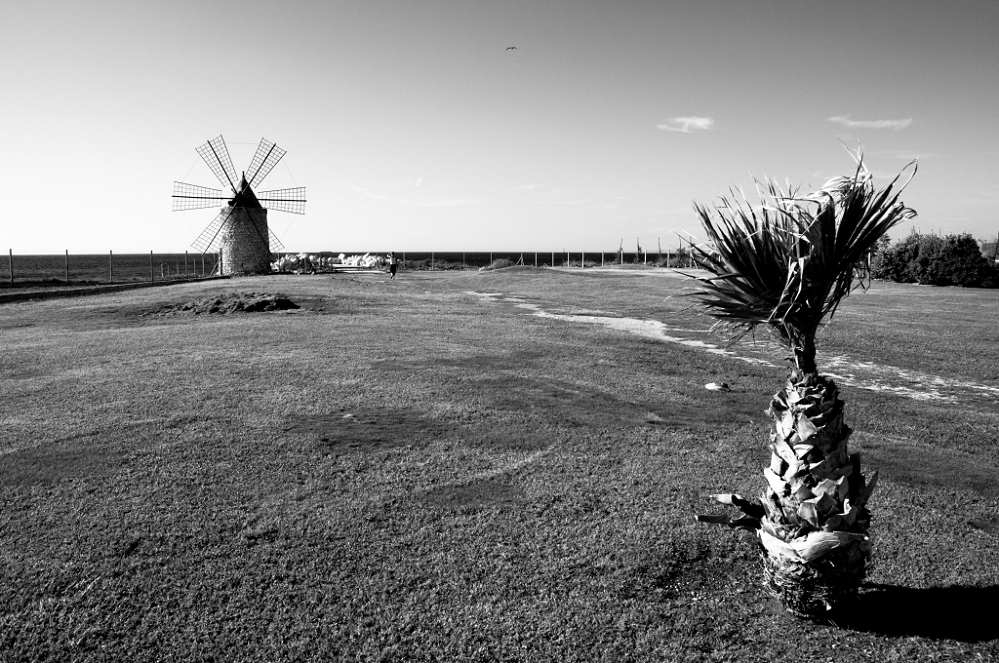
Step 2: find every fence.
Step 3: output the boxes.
[3,250,220,286]
[4,248,700,285]
[366,250,697,271]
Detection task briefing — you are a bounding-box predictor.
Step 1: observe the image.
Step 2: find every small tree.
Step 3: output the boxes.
[692,151,917,618]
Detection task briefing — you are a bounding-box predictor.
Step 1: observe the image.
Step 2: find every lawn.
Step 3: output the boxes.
[1,267,997,661]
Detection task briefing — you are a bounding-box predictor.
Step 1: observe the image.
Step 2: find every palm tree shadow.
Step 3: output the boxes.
[832,583,999,642]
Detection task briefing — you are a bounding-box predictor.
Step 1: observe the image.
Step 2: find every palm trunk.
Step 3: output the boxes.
[759,370,877,617]
[792,333,818,376]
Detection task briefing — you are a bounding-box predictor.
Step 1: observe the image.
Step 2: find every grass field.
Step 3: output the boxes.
[1,267,997,661]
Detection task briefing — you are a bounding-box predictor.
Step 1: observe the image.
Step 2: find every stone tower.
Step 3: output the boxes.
[219,205,271,275]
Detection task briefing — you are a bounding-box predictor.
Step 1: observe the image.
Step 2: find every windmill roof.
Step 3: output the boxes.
[230,175,263,209]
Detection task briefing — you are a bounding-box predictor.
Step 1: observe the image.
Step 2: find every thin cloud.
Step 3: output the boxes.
[828,115,913,130]
[347,183,485,207]
[539,198,594,206]
[390,178,423,190]
[867,149,935,161]
[656,116,715,133]
[408,197,487,208]
[347,184,388,201]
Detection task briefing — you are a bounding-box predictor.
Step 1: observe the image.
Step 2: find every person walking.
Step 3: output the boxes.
[388,252,399,279]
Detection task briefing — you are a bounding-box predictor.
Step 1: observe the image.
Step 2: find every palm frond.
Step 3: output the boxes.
[690,150,916,371]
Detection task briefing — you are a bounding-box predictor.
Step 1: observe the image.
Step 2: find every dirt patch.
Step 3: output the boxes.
[489,376,761,430]
[420,477,523,510]
[858,434,999,499]
[368,352,548,375]
[492,379,653,428]
[0,436,114,486]
[461,426,554,452]
[283,407,451,453]
[150,292,300,316]
[968,514,999,535]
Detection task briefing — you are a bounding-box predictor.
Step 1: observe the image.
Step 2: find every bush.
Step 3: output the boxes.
[873,232,998,287]
[480,258,515,271]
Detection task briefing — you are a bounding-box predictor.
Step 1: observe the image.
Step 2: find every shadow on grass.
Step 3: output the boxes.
[835,583,999,642]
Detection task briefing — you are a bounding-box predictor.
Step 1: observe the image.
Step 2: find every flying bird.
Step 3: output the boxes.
[506,46,517,50]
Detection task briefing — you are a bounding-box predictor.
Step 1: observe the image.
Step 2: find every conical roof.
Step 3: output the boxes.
[229,173,263,209]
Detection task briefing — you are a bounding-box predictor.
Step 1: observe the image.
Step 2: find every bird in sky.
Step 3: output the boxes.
[505,46,517,50]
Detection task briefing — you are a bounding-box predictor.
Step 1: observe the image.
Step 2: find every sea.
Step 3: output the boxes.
[1,251,649,285]
[2,253,219,285]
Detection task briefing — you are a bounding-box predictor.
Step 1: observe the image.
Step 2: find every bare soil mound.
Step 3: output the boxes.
[156,292,300,316]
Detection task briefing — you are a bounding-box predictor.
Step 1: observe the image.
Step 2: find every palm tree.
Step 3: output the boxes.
[692,151,916,618]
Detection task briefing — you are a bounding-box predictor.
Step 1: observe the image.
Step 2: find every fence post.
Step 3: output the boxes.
[109,250,113,284]
[431,252,434,271]
[535,252,537,267]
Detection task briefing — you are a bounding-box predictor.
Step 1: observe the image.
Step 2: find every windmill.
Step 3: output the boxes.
[172,135,306,275]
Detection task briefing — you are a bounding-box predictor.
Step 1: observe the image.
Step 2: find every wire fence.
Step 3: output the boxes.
[3,248,700,286]
[272,251,698,271]
[2,250,219,286]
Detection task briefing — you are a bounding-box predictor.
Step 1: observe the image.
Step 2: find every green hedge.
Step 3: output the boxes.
[872,232,999,288]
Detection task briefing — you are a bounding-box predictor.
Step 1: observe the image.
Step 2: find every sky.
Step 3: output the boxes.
[2,0,997,254]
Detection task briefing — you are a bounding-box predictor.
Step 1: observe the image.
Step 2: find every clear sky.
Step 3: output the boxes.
[2,0,996,254]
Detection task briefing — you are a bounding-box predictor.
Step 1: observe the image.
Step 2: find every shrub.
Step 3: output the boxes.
[480,258,515,271]
[873,232,998,287]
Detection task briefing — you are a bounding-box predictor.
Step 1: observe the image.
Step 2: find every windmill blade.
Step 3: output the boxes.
[257,187,307,214]
[172,182,227,211]
[245,138,287,188]
[242,212,278,254]
[196,135,239,192]
[268,228,285,252]
[190,209,233,253]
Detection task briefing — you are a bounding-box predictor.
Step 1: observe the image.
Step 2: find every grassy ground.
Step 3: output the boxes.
[1,267,997,661]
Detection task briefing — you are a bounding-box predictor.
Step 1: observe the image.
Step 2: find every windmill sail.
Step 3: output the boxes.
[257,187,307,214]
[245,138,287,188]
[172,182,226,211]
[267,228,285,251]
[197,135,239,193]
[190,209,233,253]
